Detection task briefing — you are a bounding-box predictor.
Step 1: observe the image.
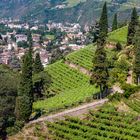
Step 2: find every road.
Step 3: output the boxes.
[28,99,108,124]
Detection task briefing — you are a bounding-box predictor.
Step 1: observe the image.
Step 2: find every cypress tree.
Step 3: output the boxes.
[112,13,118,31]
[91,45,109,99]
[98,2,108,46]
[33,53,44,99]
[33,53,44,74]
[15,53,33,121]
[15,31,33,122]
[91,2,109,99]
[127,7,138,45]
[99,2,108,37]
[133,21,140,85]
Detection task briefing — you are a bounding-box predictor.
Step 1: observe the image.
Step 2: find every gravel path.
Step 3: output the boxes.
[28,99,108,124]
[126,70,133,84]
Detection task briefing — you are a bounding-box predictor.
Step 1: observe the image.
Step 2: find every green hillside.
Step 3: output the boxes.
[9,21,140,140]
[33,61,99,114]
[108,26,128,44]
[33,26,128,115]
[47,105,140,140]
[66,26,128,71]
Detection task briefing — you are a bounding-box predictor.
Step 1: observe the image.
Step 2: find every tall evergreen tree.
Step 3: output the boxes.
[91,2,109,99]
[15,31,33,122]
[112,13,118,31]
[33,53,44,74]
[133,21,140,85]
[33,53,44,99]
[98,2,108,46]
[127,7,138,45]
[91,45,109,99]
[15,52,33,121]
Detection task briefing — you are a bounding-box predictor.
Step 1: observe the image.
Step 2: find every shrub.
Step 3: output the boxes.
[108,92,122,101]
[122,84,140,98]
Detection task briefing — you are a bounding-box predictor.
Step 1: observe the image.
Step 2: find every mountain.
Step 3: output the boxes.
[0,0,140,25]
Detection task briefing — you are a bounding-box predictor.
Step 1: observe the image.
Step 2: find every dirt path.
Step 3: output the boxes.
[126,70,133,84]
[65,61,92,76]
[28,99,108,125]
[112,85,124,94]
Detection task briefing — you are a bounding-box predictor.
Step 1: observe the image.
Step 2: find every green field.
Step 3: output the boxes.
[66,44,95,70]
[46,61,90,95]
[47,105,140,140]
[107,26,128,44]
[45,34,55,40]
[66,26,128,71]
[34,84,99,114]
[33,61,99,114]
[65,0,87,7]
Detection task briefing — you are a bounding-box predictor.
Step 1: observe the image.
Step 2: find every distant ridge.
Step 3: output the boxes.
[0,0,140,25]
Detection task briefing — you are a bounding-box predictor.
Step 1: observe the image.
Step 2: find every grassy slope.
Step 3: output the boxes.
[10,26,140,140]
[107,26,128,44]
[65,0,87,7]
[33,61,99,114]
[66,26,128,71]
[34,26,128,114]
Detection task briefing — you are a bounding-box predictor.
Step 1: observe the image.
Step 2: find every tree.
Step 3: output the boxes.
[91,45,109,99]
[0,66,18,139]
[112,13,118,31]
[33,53,45,99]
[91,2,109,99]
[87,21,100,44]
[133,21,140,85]
[33,71,51,99]
[33,53,44,74]
[15,31,33,122]
[15,52,33,122]
[116,42,122,51]
[127,7,138,45]
[98,2,108,46]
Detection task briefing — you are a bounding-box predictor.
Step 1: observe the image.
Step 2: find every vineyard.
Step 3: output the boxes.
[124,93,140,113]
[66,44,95,71]
[47,105,140,140]
[66,26,127,71]
[46,61,90,95]
[33,61,99,114]
[33,26,129,114]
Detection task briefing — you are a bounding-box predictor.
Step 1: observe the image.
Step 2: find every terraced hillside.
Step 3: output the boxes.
[9,22,140,140]
[124,93,140,113]
[46,105,140,140]
[66,26,128,71]
[33,61,99,114]
[33,26,128,114]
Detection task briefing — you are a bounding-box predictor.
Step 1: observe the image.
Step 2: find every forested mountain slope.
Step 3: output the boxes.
[0,0,140,25]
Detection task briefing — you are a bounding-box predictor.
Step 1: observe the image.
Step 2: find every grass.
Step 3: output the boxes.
[33,84,99,114]
[46,61,90,95]
[45,34,55,40]
[124,93,140,113]
[107,26,128,44]
[66,44,95,70]
[64,0,86,7]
